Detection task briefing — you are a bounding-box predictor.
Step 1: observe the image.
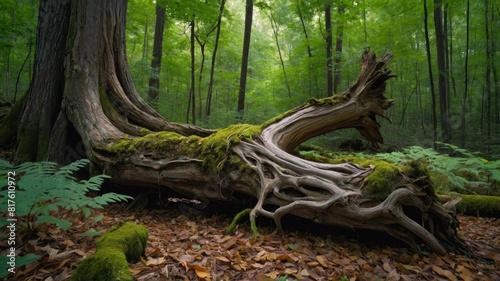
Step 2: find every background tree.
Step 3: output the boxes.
[434,0,451,142]
[333,4,344,94]
[324,3,333,97]
[205,0,227,120]
[424,0,438,147]
[237,0,254,115]
[147,2,166,103]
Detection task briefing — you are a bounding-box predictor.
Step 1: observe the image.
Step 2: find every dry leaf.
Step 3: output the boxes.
[456,265,473,281]
[222,237,238,250]
[316,255,329,268]
[146,256,166,266]
[431,265,456,281]
[192,264,210,279]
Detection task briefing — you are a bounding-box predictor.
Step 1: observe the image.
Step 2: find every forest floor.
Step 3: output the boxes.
[5,199,500,281]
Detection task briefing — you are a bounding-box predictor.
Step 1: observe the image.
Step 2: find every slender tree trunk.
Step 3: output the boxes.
[460,0,470,147]
[237,0,253,115]
[325,4,333,97]
[446,5,458,99]
[434,0,451,143]
[488,1,499,125]
[148,4,166,104]
[423,0,437,146]
[195,36,205,121]
[187,20,196,125]
[484,0,492,138]
[333,5,344,95]
[269,11,291,98]
[296,0,313,98]
[142,19,149,59]
[362,1,368,48]
[206,0,226,119]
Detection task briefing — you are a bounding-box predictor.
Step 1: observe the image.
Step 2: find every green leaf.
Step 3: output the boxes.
[37,215,72,230]
[82,228,101,237]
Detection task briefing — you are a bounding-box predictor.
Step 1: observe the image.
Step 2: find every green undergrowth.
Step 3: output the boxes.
[366,143,500,196]
[0,159,132,279]
[298,142,499,200]
[108,123,262,172]
[0,159,131,232]
[71,222,148,281]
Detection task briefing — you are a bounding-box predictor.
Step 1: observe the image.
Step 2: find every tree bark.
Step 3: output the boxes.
[333,5,344,95]
[237,0,253,115]
[423,0,438,147]
[10,0,470,256]
[325,4,333,97]
[15,0,71,163]
[460,0,470,147]
[295,0,313,98]
[269,10,291,98]
[187,20,196,125]
[433,0,451,142]
[206,0,226,119]
[147,4,166,104]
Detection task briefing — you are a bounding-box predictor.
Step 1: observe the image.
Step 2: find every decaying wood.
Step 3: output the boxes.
[80,51,469,255]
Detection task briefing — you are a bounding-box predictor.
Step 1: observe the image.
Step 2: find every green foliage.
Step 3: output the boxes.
[0,253,40,279]
[365,144,499,195]
[0,159,132,232]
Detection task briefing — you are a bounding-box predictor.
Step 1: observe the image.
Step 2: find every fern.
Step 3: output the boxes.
[368,144,499,194]
[0,159,132,232]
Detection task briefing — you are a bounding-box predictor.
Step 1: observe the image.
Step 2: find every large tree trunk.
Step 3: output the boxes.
[15,0,71,163]
[10,0,469,256]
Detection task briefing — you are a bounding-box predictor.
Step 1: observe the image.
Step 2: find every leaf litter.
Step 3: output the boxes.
[2,203,499,281]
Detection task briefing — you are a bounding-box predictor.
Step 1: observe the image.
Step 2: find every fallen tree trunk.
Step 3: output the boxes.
[91,51,466,255]
[8,1,467,255]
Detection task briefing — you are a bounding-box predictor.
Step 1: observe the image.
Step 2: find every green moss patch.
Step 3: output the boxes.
[456,194,500,218]
[71,222,148,281]
[107,123,262,172]
[329,155,400,201]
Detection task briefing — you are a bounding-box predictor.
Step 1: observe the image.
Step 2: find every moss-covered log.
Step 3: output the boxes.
[8,0,469,258]
[82,51,467,255]
[71,222,148,281]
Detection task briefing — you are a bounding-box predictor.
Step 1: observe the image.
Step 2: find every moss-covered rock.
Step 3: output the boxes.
[71,222,148,281]
[456,194,500,218]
